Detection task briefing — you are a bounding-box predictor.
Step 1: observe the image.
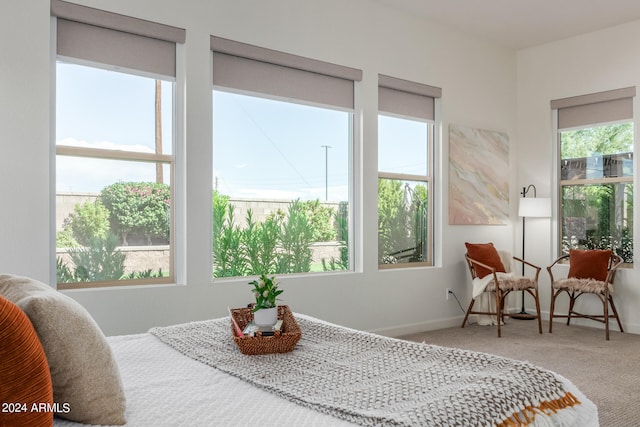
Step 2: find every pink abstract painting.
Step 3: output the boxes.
[449,124,509,225]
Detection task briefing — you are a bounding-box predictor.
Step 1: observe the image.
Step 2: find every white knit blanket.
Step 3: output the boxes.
[149,314,589,427]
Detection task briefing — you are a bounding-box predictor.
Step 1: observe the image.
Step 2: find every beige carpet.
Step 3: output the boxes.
[401,320,640,427]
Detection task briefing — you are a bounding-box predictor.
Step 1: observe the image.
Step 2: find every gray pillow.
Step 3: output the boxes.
[0,274,126,425]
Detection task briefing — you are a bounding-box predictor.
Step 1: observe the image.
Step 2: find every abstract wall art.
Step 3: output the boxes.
[449,124,509,225]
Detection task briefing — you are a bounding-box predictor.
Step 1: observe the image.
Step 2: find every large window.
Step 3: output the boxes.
[378,75,440,267]
[53,1,185,288]
[553,88,635,263]
[211,37,361,278]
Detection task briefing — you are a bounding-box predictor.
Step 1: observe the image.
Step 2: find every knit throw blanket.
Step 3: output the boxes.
[150,315,583,426]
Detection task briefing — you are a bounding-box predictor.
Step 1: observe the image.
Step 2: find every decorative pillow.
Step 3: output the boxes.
[0,274,126,425]
[568,249,612,282]
[0,295,53,427]
[465,242,506,279]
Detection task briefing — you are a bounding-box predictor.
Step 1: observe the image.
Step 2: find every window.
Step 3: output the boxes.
[52,1,185,288]
[378,75,440,267]
[553,87,635,263]
[211,37,362,279]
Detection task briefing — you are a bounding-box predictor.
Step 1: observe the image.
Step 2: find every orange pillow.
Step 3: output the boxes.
[465,242,506,279]
[568,249,612,281]
[0,295,53,427]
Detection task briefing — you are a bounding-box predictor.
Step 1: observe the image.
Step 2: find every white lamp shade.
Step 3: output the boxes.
[518,197,551,218]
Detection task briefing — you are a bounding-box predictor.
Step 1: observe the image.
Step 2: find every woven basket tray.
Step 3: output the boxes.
[230,305,301,355]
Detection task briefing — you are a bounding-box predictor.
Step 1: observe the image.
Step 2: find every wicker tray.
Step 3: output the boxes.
[230,305,301,355]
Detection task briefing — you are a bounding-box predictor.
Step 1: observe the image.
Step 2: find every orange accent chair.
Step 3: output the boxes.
[462,242,543,338]
[547,249,623,340]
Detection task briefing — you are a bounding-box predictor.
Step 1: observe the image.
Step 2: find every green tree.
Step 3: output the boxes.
[101,182,170,245]
[561,123,633,158]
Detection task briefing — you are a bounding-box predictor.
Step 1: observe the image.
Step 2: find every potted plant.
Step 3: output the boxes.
[248,274,283,326]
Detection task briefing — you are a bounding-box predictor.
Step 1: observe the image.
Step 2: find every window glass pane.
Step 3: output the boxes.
[378,115,428,175]
[378,178,428,264]
[57,62,173,155]
[561,183,633,262]
[56,62,173,286]
[560,123,633,180]
[559,122,633,263]
[212,91,351,278]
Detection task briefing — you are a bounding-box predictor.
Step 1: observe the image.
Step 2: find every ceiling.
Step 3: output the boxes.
[373,0,640,49]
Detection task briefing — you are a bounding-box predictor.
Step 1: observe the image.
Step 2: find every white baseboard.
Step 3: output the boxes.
[370,312,640,339]
[369,316,463,338]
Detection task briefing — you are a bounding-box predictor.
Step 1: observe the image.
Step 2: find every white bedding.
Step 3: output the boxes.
[53,317,598,427]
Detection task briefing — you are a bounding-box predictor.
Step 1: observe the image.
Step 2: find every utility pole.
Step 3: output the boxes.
[321,145,331,200]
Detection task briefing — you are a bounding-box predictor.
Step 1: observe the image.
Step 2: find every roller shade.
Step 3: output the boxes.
[211,36,362,110]
[52,0,185,78]
[378,74,441,121]
[551,86,635,130]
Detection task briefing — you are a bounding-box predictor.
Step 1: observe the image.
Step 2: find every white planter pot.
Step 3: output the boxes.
[253,307,278,326]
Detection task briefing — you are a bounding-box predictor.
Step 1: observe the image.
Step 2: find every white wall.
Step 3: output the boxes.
[517,21,640,334]
[1,0,519,336]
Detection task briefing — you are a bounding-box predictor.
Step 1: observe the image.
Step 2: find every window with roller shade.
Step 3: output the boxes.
[552,87,635,263]
[52,0,185,288]
[211,37,362,278]
[378,75,440,268]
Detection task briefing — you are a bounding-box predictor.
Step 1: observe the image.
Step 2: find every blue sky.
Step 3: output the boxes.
[57,62,429,201]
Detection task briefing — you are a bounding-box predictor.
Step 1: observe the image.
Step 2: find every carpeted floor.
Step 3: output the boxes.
[401,320,640,427]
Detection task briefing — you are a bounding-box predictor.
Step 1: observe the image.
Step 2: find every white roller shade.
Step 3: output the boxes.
[52,0,185,78]
[211,36,362,110]
[378,74,441,121]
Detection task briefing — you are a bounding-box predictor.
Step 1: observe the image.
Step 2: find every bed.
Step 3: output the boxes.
[0,275,598,427]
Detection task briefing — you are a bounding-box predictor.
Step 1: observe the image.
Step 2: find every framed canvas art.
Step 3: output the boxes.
[449,124,509,225]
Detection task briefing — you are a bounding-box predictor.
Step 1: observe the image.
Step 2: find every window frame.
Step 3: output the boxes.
[377,118,435,269]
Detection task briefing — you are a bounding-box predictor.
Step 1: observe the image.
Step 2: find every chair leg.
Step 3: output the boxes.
[461,299,475,329]
[549,290,557,334]
[534,289,542,334]
[603,293,610,341]
[609,295,624,333]
[567,292,576,326]
[496,291,502,338]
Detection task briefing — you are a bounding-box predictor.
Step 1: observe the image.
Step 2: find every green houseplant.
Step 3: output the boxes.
[248,274,283,326]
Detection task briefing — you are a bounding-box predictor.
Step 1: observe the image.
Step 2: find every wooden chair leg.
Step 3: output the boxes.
[603,293,610,341]
[534,289,542,334]
[461,299,475,329]
[496,291,502,338]
[567,293,576,326]
[609,296,624,333]
[549,290,557,334]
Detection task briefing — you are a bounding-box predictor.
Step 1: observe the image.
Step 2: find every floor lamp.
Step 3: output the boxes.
[515,185,551,317]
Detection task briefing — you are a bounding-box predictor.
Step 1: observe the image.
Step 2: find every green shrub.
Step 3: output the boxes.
[300,200,336,242]
[63,200,110,246]
[56,229,79,249]
[58,234,126,283]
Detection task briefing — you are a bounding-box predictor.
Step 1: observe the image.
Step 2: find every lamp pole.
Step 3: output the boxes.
[517,184,536,317]
[321,145,331,201]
